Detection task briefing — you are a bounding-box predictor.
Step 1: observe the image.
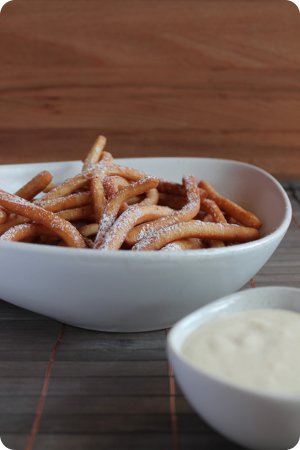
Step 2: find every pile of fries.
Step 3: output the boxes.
[0,136,262,251]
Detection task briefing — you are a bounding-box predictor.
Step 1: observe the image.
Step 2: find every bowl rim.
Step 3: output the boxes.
[0,157,292,259]
[168,286,300,403]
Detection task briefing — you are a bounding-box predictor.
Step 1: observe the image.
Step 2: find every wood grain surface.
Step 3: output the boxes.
[0,185,298,450]
[0,1,300,173]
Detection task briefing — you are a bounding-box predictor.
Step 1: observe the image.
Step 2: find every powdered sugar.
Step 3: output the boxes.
[133,175,200,243]
[133,220,257,251]
[0,223,31,240]
[95,176,159,247]
[161,242,181,251]
[100,205,142,250]
[0,190,85,247]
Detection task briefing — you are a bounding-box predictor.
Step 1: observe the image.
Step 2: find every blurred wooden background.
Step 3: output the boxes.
[0,0,299,178]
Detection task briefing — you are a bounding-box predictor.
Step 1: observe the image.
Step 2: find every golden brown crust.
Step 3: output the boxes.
[1,224,54,243]
[82,135,107,171]
[37,191,91,212]
[139,188,159,206]
[43,182,56,193]
[199,180,262,229]
[0,216,31,235]
[0,190,86,248]
[98,205,173,250]
[40,174,89,201]
[91,177,106,223]
[201,198,227,224]
[0,171,54,226]
[79,223,99,237]
[100,151,114,164]
[161,238,204,251]
[94,176,159,248]
[57,206,94,222]
[202,199,227,248]
[103,176,130,200]
[0,209,7,225]
[16,171,53,201]
[0,135,262,251]
[133,221,260,251]
[125,176,200,246]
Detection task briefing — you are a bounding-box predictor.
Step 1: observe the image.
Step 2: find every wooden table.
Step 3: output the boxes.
[0,182,298,450]
[1,0,300,178]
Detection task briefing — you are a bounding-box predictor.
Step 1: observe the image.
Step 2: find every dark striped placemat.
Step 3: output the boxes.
[1,185,299,450]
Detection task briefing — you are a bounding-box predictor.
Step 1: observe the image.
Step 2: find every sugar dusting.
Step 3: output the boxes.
[0,191,85,247]
[100,205,142,250]
[161,242,182,251]
[135,175,200,242]
[133,220,230,251]
[96,176,159,247]
[49,214,85,246]
[1,223,31,240]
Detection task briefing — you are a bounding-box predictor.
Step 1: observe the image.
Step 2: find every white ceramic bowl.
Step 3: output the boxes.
[168,286,300,450]
[0,158,292,331]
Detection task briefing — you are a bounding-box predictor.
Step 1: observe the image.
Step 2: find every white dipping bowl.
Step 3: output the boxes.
[168,287,300,450]
[0,158,292,332]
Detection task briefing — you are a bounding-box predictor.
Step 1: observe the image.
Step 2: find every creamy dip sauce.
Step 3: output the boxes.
[182,309,300,395]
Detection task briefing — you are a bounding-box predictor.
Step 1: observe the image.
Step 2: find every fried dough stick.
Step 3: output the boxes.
[202,198,227,248]
[100,151,114,164]
[140,188,159,206]
[91,176,106,223]
[94,177,159,248]
[104,176,159,210]
[126,176,200,246]
[1,224,55,243]
[37,191,91,212]
[133,221,260,251]
[0,170,53,224]
[16,171,53,201]
[57,206,94,222]
[0,191,86,248]
[99,204,173,250]
[82,135,107,171]
[199,180,262,229]
[161,238,204,251]
[103,176,130,199]
[0,192,92,236]
[79,223,99,237]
